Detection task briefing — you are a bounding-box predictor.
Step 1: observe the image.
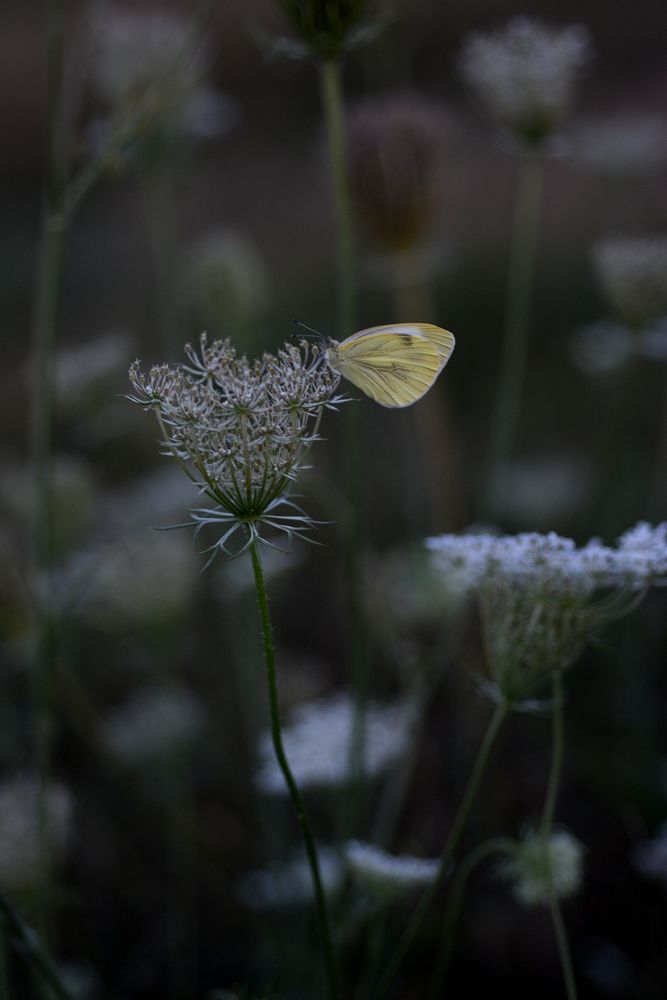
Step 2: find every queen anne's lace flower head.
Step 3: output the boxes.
[237,845,344,909]
[344,840,439,899]
[500,829,584,906]
[255,693,413,794]
[459,17,592,147]
[129,334,344,557]
[592,236,667,329]
[426,524,667,699]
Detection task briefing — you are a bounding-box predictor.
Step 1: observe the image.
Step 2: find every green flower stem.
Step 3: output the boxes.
[248,538,341,1000]
[540,669,564,838]
[374,697,510,999]
[0,895,74,1000]
[427,837,516,1000]
[549,892,578,1000]
[318,56,366,828]
[481,152,544,519]
[541,669,578,1000]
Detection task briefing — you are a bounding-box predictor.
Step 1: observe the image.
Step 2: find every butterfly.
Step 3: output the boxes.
[324,323,455,408]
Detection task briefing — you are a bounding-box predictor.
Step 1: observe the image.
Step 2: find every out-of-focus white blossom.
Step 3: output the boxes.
[82,529,198,631]
[570,320,635,375]
[255,693,413,794]
[500,829,584,905]
[459,17,592,146]
[569,113,667,177]
[493,453,594,527]
[592,236,667,328]
[426,524,667,697]
[0,455,96,558]
[55,333,131,416]
[90,5,237,148]
[101,685,206,767]
[185,231,270,336]
[344,840,439,897]
[633,822,667,889]
[237,846,343,909]
[0,774,72,891]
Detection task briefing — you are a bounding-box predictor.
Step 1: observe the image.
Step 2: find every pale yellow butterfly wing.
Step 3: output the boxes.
[352,323,456,372]
[327,330,442,408]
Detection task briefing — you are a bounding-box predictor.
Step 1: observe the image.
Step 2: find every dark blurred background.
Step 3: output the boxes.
[1,1,667,998]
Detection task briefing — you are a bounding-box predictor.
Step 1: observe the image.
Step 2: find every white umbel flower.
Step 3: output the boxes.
[427,524,667,698]
[500,829,584,906]
[0,775,72,891]
[459,17,592,146]
[101,685,206,767]
[344,840,439,897]
[592,236,667,328]
[255,693,412,794]
[237,846,343,909]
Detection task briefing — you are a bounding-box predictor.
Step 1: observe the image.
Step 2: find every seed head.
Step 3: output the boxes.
[276,0,369,59]
[459,17,592,147]
[346,94,448,253]
[128,334,344,556]
[500,829,584,906]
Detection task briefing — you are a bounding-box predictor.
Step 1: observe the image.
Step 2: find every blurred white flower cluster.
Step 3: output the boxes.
[237,845,344,910]
[101,685,206,768]
[90,4,237,153]
[426,524,667,698]
[500,829,584,906]
[459,17,592,146]
[573,236,667,374]
[633,822,667,890]
[344,840,438,898]
[0,774,72,891]
[255,693,412,793]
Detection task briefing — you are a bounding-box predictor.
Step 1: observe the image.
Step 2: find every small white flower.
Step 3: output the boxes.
[459,17,592,145]
[101,685,206,767]
[0,774,72,891]
[344,840,439,897]
[633,822,667,889]
[592,236,667,328]
[500,829,584,906]
[237,846,343,909]
[255,693,413,794]
[570,320,635,375]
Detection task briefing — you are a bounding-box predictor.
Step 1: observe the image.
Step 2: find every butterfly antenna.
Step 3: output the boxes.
[292,320,326,342]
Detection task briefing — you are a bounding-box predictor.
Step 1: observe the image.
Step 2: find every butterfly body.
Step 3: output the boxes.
[325,323,455,408]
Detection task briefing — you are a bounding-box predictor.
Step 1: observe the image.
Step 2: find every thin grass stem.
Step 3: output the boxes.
[426,837,515,1000]
[481,153,544,519]
[317,57,366,831]
[248,538,341,1000]
[0,896,74,1000]
[373,697,510,999]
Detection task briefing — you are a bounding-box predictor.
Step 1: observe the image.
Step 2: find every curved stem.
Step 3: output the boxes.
[0,896,74,1000]
[248,539,341,1000]
[480,153,544,519]
[427,837,516,1000]
[374,698,510,999]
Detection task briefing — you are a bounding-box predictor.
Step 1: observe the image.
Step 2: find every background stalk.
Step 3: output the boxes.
[374,697,510,999]
[0,897,74,1000]
[540,669,578,1000]
[248,539,341,1000]
[480,153,544,520]
[317,57,367,828]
